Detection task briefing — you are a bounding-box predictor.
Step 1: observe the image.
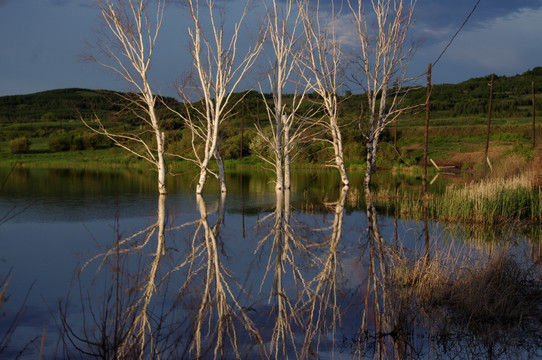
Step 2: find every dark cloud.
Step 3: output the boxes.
[415,0,542,43]
[0,0,8,7]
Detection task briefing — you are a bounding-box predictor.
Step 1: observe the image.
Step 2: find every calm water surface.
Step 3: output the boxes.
[0,167,540,359]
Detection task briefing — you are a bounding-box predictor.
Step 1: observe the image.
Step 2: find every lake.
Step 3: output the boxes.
[0,166,540,359]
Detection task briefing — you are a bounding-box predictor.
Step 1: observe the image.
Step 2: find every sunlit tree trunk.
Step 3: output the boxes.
[299,0,350,186]
[175,0,263,195]
[256,0,309,191]
[83,0,168,195]
[348,0,417,194]
[152,111,167,195]
[283,115,291,190]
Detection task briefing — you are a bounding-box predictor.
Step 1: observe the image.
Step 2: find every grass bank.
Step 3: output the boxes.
[374,152,542,226]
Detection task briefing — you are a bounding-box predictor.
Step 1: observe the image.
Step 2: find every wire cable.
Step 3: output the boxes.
[431,0,482,67]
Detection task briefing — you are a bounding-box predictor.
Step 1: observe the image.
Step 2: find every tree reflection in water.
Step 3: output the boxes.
[59,188,542,359]
[352,191,542,360]
[300,185,349,358]
[254,188,305,358]
[59,193,187,358]
[186,193,264,358]
[354,192,426,359]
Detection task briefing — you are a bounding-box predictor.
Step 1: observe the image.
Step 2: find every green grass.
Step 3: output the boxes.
[0,146,146,167]
[434,178,540,225]
[0,114,540,181]
[375,170,541,226]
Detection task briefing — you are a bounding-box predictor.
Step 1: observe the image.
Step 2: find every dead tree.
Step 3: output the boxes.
[298,0,350,187]
[255,0,311,190]
[83,0,168,194]
[349,0,417,193]
[175,0,263,194]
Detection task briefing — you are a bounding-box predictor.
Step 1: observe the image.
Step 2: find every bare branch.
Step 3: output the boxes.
[85,0,168,194]
[177,0,264,194]
[347,0,418,192]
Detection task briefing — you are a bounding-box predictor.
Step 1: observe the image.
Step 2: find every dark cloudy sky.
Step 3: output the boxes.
[0,0,541,97]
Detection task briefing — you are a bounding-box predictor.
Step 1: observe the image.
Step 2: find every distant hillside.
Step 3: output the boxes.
[402,67,542,118]
[0,88,180,124]
[1,67,542,124]
[1,68,541,166]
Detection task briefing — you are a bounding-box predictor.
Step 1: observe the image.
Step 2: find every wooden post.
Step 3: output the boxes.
[394,107,398,154]
[241,174,245,238]
[485,73,494,171]
[240,98,245,159]
[532,81,536,149]
[423,63,431,195]
[393,78,398,155]
[256,96,260,123]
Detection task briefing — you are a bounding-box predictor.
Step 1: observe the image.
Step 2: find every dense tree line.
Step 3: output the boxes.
[2,67,540,127]
[403,67,542,118]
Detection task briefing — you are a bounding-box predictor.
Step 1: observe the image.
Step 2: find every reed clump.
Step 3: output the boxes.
[434,171,541,224]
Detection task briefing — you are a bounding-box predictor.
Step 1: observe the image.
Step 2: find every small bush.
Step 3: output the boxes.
[71,135,85,151]
[82,133,100,150]
[221,133,243,159]
[10,136,30,154]
[48,136,71,152]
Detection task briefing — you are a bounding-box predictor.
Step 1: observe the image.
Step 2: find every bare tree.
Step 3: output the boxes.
[349,0,417,193]
[298,0,350,187]
[174,0,263,194]
[83,0,168,194]
[255,0,311,190]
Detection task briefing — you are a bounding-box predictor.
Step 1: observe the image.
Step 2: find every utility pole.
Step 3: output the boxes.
[484,73,494,171]
[241,98,245,159]
[423,63,431,195]
[532,81,536,149]
[394,78,399,155]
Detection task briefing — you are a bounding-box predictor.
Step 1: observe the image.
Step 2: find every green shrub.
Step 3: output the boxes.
[48,136,71,152]
[221,133,243,159]
[82,133,100,150]
[10,136,30,154]
[248,131,271,157]
[71,135,85,151]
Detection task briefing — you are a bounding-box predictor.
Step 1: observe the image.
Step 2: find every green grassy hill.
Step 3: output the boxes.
[1,67,541,168]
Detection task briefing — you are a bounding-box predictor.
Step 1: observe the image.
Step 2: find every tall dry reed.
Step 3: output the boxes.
[435,170,540,224]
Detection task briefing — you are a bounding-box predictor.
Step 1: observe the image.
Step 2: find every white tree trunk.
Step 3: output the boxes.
[196,165,208,195]
[275,157,284,191]
[179,0,262,196]
[349,0,416,194]
[364,134,379,193]
[84,0,168,196]
[274,111,284,191]
[156,130,167,195]
[330,120,349,187]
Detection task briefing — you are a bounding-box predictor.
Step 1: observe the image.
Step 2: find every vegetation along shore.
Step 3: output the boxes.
[1,67,542,225]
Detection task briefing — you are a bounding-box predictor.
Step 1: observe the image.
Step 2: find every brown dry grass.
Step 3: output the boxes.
[394,247,542,342]
[439,144,513,170]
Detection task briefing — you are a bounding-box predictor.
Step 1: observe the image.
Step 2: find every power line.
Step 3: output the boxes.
[432,0,482,68]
